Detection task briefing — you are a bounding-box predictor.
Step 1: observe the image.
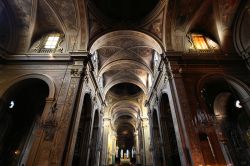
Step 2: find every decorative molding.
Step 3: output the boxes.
[70,68,82,77]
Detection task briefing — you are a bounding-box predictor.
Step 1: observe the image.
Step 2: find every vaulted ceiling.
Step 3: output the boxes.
[0,0,241,53]
[0,0,244,137]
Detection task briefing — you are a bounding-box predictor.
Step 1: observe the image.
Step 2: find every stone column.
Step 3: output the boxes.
[100,117,111,166]
[141,117,153,166]
[164,59,205,166]
[134,131,141,165]
[110,131,117,165]
[95,111,104,166]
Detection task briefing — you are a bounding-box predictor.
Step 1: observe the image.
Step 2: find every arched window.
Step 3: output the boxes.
[0,78,49,165]
[29,33,64,54]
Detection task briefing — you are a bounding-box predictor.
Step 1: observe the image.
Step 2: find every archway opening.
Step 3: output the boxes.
[116,122,135,164]
[160,93,181,166]
[72,93,92,166]
[152,110,164,166]
[0,78,49,165]
[201,78,250,165]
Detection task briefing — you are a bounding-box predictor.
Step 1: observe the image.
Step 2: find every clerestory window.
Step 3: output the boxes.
[44,35,60,49]
[192,35,209,50]
[189,33,219,51]
[29,33,64,53]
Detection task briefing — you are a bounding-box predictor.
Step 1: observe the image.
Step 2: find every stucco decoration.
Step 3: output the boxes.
[89,30,163,54]
[143,10,164,40]
[89,30,163,98]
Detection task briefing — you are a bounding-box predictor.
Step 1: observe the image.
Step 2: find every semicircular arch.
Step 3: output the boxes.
[0,74,56,99]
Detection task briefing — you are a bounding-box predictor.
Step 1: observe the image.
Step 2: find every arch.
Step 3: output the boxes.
[112,112,137,122]
[0,74,56,99]
[99,59,153,76]
[213,92,231,118]
[104,80,147,98]
[197,74,250,165]
[89,30,164,54]
[197,74,250,101]
[111,100,140,114]
[196,74,250,116]
[233,1,250,69]
[110,100,140,130]
[0,78,50,165]
[112,113,137,131]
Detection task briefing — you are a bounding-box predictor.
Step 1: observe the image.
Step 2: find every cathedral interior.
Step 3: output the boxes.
[0,0,250,166]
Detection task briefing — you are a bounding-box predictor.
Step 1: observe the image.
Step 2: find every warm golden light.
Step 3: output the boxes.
[14,149,20,155]
[122,130,128,135]
[192,35,209,49]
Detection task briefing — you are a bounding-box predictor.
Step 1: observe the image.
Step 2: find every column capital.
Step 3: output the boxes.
[103,117,111,127]
[134,131,139,136]
[69,51,89,61]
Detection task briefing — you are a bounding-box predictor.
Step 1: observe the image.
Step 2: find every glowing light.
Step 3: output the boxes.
[192,35,209,49]
[116,146,119,157]
[49,53,55,60]
[235,100,242,108]
[121,149,123,159]
[122,130,128,135]
[148,74,152,89]
[14,150,20,155]
[45,36,60,49]
[206,38,219,49]
[9,101,15,109]
[154,51,159,61]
